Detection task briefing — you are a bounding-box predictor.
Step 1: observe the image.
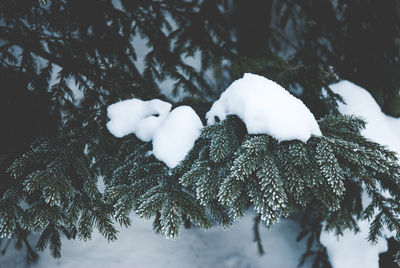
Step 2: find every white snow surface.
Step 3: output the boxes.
[106,99,202,168]
[206,73,322,142]
[331,80,400,156]
[320,80,399,268]
[320,219,388,268]
[152,106,203,168]
[1,213,310,268]
[107,98,172,141]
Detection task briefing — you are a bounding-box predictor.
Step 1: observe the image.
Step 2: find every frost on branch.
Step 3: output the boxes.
[103,75,400,245]
[319,80,400,268]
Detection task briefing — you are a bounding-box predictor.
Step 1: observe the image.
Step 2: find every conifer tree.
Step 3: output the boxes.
[1,0,400,267]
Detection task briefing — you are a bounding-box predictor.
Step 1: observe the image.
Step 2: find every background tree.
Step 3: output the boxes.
[1,0,400,267]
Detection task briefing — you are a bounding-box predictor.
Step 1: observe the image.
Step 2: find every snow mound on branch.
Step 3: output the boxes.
[153,106,203,168]
[107,98,171,141]
[320,80,398,268]
[106,99,202,168]
[106,73,322,166]
[331,80,400,156]
[206,73,321,142]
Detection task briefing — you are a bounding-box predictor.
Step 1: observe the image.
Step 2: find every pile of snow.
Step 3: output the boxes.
[330,80,400,156]
[206,73,321,142]
[106,99,202,168]
[320,80,399,268]
[152,106,203,168]
[107,99,171,141]
[107,73,322,167]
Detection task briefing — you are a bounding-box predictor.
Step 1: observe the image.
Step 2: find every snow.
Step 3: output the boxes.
[106,98,171,141]
[330,80,400,156]
[107,73,322,166]
[206,73,321,142]
[152,106,203,168]
[320,219,388,268]
[320,80,399,268]
[6,77,400,267]
[106,100,202,168]
[1,213,309,268]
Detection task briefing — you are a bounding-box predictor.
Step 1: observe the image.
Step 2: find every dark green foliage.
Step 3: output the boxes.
[96,114,400,251]
[0,0,230,258]
[274,0,400,116]
[4,135,118,258]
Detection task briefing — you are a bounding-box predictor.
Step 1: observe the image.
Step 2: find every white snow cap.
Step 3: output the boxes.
[330,80,400,156]
[106,99,203,168]
[106,98,171,141]
[320,80,399,268]
[206,73,321,142]
[106,73,321,166]
[153,106,203,168]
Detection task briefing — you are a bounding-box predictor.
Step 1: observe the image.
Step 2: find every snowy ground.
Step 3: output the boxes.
[1,213,309,268]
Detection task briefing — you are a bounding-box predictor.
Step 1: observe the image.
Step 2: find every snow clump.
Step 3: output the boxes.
[206,73,321,142]
[107,73,323,167]
[152,106,203,168]
[107,98,171,141]
[106,99,203,168]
